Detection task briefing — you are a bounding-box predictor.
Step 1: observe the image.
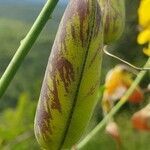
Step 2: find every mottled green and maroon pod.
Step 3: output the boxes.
[99,0,125,44]
[34,0,103,149]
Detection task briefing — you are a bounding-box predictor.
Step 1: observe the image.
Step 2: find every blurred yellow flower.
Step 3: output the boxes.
[143,47,150,56]
[138,0,150,28]
[137,0,150,56]
[137,28,150,44]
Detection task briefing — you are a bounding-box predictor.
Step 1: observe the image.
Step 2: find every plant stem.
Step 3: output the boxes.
[0,0,59,98]
[77,57,150,150]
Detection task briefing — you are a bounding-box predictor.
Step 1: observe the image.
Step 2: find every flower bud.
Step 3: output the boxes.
[99,0,125,44]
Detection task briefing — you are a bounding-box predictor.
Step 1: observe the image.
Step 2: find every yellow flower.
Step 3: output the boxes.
[137,0,150,56]
[143,47,150,56]
[138,0,150,28]
[138,28,150,44]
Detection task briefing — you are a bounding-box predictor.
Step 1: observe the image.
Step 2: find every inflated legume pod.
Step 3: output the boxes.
[99,0,125,44]
[34,0,125,149]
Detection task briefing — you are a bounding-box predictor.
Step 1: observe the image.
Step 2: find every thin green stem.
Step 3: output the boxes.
[77,57,150,150]
[0,0,59,98]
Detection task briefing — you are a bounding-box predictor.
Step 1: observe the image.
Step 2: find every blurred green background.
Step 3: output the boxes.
[0,0,149,149]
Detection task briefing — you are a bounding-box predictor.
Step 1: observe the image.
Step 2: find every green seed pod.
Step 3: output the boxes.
[34,0,103,149]
[99,0,125,44]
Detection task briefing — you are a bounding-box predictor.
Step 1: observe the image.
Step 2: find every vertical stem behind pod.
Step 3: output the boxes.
[0,0,59,98]
[76,57,150,150]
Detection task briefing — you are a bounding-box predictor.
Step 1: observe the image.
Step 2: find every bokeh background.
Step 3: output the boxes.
[0,0,149,149]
